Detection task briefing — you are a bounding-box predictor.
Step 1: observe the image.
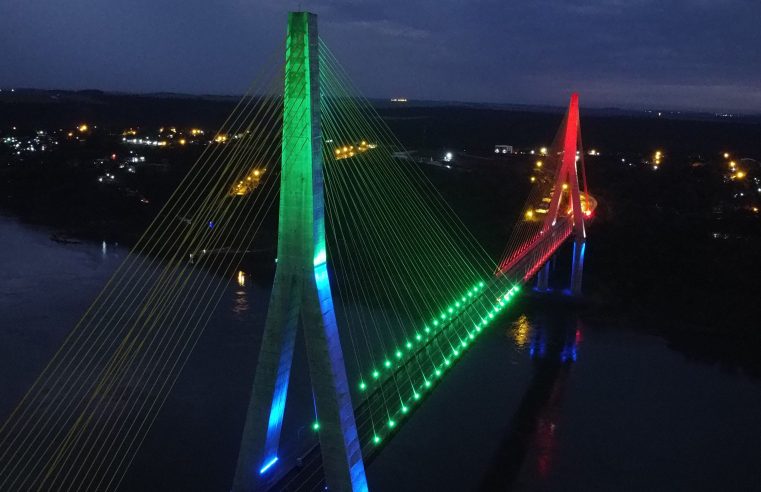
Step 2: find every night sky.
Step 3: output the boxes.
[1,0,760,112]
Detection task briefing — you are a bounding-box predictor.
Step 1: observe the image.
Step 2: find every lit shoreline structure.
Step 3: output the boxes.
[232,12,368,492]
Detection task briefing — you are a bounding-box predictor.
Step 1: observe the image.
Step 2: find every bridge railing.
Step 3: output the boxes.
[498,220,573,278]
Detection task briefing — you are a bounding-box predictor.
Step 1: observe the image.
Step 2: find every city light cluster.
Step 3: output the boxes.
[230,167,267,196]
[119,126,222,147]
[334,141,376,160]
[653,149,663,169]
[725,155,748,180]
[1,131,58,156]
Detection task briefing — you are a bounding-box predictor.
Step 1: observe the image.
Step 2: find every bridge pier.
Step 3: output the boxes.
[570,238,585,296]
[535,260,551,292]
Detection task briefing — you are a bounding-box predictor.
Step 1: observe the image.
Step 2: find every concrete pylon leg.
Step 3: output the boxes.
[232,274,300,491]
[536,260,551,291]
[570,238,586,296]
[303,267,367,491]
[232,11,367,492]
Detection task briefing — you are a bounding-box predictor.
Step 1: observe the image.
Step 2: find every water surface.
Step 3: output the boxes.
[1,215,760,491]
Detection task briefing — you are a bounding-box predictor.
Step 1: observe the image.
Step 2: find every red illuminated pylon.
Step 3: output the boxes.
[542,93,586,240]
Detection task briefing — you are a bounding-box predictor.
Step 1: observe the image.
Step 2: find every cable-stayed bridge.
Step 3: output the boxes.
[0,12,595,492]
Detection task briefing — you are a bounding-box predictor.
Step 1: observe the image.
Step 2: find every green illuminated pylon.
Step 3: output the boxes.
[232,12,368,492]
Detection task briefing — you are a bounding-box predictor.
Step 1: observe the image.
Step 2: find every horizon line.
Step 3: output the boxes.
[2,86,760,118]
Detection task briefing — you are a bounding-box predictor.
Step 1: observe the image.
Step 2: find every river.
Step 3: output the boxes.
[1,214,760,491]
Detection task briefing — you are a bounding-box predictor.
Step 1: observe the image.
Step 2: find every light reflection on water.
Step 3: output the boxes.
[532,369,565,480]
[232,289,250,318]
[509,313,582,363]
[495,311,582,485]
[523,315,580,482]
[232,271,250,318]
[510,314,532,349]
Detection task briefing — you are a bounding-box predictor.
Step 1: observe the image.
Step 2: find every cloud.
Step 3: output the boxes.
[2,0,761,111]
[325,19,430,40]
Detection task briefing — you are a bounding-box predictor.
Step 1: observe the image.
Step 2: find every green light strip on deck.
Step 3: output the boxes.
[370,284,521,445]
[357,281,490,392]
